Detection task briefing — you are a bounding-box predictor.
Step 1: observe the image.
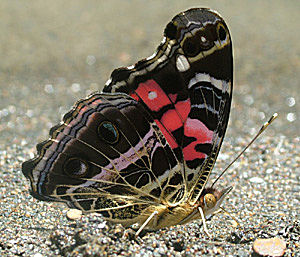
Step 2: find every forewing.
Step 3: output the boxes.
[103,8,233,202]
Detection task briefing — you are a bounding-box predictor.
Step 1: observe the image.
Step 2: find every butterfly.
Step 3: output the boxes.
[22,8,233,233]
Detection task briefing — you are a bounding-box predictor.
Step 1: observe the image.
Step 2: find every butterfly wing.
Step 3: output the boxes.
[22,8,233,226]
[22,93,185,225]
[103,8,233,203]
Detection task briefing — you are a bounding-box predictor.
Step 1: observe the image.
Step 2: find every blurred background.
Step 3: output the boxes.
[0,0,299,146]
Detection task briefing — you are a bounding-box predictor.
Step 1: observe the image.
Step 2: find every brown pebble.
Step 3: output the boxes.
[113,225,124,238]
[253,237,286,257]
[66,209,82,220]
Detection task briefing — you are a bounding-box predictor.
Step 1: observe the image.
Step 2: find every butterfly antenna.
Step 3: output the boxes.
[211,113,278,188]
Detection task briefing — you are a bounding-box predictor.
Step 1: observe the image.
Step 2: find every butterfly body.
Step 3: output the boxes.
[22,8,233,230]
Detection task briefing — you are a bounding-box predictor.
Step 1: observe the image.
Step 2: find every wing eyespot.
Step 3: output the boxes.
[217,23,227,41]
[98,121,119,144]
[182,38,200,57]
[182,31,214,57]
[64,157,89,178]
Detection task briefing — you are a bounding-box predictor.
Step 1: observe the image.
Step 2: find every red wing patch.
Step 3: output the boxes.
[131,79,214,165]
[130,79,192,150]
[130,80,172,112]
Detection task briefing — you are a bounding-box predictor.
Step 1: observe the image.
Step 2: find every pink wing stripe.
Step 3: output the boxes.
[182,118,213,161]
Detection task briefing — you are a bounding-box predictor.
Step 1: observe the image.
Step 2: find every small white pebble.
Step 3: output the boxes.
[71,83,81,93]
[26,109,34,118]
[33,253,44,257]
[258,111,265,120]
[86,55,96,65]
[66,208,82,220]
[8,105,16,113]
[218,153,229,161]
[286,112,296,122]
[44,84,54,94]
[286,97,295,107]
[244,95,254,105]
[0,108,9,117]
[98,221,107,229]
[249,177,264,183]
[7,121,14,129]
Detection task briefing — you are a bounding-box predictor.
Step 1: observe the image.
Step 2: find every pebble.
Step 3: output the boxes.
[33,253,44,257]
[66,209,82,220]
[253,237,286,256]
[249,177,265,183]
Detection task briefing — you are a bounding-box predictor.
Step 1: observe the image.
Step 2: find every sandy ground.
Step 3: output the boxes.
[0,1,299,256]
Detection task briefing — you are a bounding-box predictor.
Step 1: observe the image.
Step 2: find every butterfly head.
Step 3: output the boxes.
[199,186,233,217]
[174,186,232,227]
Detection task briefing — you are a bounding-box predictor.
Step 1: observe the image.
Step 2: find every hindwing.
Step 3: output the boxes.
[23,93,187,222]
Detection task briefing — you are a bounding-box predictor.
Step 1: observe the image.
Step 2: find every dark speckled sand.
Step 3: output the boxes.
[0,1,299,256]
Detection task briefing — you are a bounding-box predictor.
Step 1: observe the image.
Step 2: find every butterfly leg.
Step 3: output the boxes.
[198,207,212,238]
[135,210,158,237]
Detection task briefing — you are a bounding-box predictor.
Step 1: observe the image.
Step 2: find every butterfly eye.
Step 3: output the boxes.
[98,121,119,144]
[204,193,216,209]
[64,157,89,177]
[217,24,227,41]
